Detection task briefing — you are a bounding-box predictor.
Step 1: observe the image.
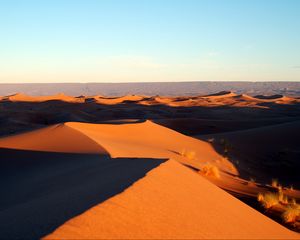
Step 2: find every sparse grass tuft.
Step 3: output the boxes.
[291,198,297,205]
[260,192,279,209]
[258,181,300,227]
[181,149,196,160]
[257,193,264,202]
[200,163,220,179]
[278,191,289,205]
[282,205,300,223]
[271,179,279,188]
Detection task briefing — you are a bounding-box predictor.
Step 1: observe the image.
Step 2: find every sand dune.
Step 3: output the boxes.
[45,160,298,239]
[0,120,235,174]
[0,123,107,154]
[1,92,300,139]
[0,92,300,238]
[203,90,238,98]
[0,147,164,239]
[1,93,84,103]
[94,95,147,105]
[1,91,299,107]
[198,121,300,187]
[154,117,299,135]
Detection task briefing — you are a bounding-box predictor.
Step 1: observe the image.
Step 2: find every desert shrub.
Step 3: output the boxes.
[260,192,279,209]
[291,198,297,205]
[278,189,289,204]
[282,205,300,223]
[200,163,220,179]
[271,179,279,188]
[181,149,196,160]
[257,193,264,202]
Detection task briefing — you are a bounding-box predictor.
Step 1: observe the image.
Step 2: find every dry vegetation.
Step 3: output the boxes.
[271,178,279,188]
[258,179,300,226]
[200,163,220,179]
[180,149,196,160]
[258,192,279,209]
[278,189,289,205]
[282,205,300,224]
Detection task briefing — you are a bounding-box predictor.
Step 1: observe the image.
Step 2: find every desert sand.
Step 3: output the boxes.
[45,160,297,239]
[0,91,299,239]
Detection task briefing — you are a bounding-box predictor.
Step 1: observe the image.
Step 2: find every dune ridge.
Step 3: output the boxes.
[45,159,298,239]
[1,93,84,103]
[0,123,107,154]
[1,91,299,107]
[0,120,236,174]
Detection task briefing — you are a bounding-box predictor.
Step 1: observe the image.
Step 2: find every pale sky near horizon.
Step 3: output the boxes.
[0,0,299,83]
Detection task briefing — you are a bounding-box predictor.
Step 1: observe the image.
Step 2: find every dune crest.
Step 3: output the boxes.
[0,123,107,154]
[45,160,298,239]
[203,91,238,98]
[1,92,299,107]
[0,120,235,174]
[2,92,84,103]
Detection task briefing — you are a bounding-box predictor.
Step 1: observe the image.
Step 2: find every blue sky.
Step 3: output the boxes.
[0,0,299,82]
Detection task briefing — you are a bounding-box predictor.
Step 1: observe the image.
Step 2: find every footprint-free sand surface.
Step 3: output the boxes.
[0,92,299,239]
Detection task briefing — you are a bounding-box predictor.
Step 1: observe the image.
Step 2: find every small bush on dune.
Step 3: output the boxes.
[282,205,300,223]
[258,181,300,225]
[271,179,279,188]
[257,193,264,202]
[278,190,289,205]
[200,163,220,179]
[260,192,279,209]
[281,195,289,205]
[291,198,297,205]
[181,149,196,160]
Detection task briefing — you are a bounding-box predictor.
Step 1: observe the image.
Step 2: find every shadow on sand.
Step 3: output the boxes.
[0,148,166,239]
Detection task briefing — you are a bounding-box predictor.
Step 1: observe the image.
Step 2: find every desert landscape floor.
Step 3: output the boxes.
[0,92,299,239]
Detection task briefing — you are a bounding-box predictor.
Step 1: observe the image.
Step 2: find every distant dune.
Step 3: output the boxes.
[1,91,299,106]
[1,93,84,103]
[1,91,300,137]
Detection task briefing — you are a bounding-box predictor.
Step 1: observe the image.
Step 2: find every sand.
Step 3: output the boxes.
[0,92,299,239]
[45,160,298,239]
[0,120,236,174]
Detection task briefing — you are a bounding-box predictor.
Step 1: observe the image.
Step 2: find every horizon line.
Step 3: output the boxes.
[0,80,300,84]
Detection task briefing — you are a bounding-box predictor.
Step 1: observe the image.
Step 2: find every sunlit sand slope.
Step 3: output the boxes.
[0,120,234,173]
[45,160,298,239]
[0,123,107,154]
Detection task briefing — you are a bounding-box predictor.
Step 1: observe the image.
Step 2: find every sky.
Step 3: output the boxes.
[0,0,299,83]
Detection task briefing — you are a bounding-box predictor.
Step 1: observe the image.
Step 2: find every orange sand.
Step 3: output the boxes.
[45,160,298,239]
